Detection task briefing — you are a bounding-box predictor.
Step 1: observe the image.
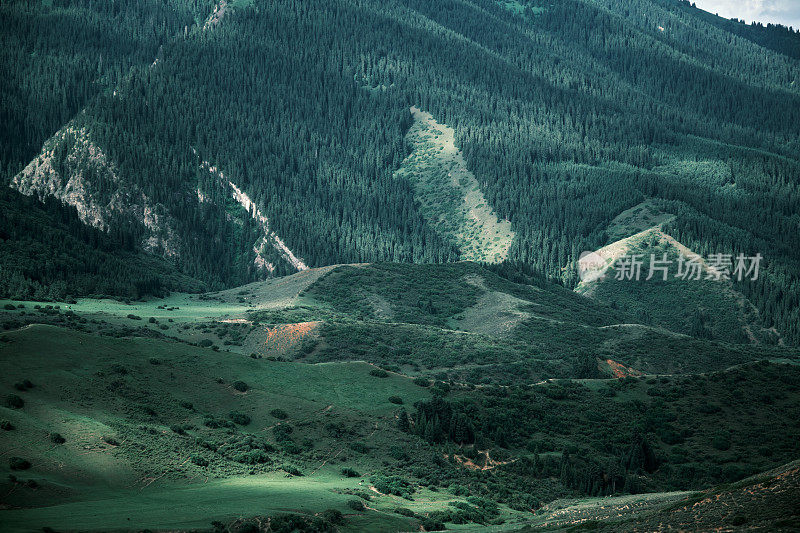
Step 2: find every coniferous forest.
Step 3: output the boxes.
[2,0,799,343]
[2,0,800,342]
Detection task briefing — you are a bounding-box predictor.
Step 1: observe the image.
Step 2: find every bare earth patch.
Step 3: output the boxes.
[395,107,514,262]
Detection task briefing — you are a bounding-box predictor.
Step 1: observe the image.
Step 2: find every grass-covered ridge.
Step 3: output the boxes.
[1,323,799,531]
[2,262,795,385]
[1,262,799,530]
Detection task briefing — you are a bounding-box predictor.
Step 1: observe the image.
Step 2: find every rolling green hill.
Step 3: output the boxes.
[3,262,794,384]
[1,263,799,530]
[576,226,776,345]
[1,316,799,531]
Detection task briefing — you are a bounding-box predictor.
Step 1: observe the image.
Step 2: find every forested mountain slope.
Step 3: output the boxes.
[2,0,800,342]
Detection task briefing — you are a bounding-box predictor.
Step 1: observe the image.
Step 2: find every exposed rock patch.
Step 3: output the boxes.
[200,160,308,274]
[11,124,181,257]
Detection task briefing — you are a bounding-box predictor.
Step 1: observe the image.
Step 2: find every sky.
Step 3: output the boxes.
[692,0,800,30]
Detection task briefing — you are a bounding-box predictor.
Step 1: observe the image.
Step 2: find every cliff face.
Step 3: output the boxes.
[11,124,181,258]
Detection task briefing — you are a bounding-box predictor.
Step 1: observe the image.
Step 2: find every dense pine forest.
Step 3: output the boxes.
[1,0,800,342]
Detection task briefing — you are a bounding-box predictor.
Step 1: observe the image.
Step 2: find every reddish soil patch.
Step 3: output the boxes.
[264,321,319,353]
[603,358,644,378]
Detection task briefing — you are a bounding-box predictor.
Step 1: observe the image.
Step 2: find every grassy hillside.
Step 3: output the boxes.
[519,459,800,531]
[0,325,446,531]
[1,263,799,532]
[1,321,799,531]
[2,0,800,530]
[2,262,795,385]
[576,225,777,345]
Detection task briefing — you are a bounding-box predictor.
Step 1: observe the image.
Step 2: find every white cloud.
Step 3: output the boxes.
[693,0,800,29]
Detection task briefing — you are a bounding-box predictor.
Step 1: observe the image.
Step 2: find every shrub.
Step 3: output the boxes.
[148,317,157,323]
[413,377,431,387]
[712,433,731,451]
[395,507,416,517]
[4,304,18,310]
[346,499,365,512]
[179,400,194,410]
[349,441,370,454]
[341,467,361,478]
[15,380,33,390]
[388,445,409,461]
[282,441,302,455]
[149,357,161,365]
[235,522,259,533]
[232,380,249,392]
[203,417,234,429]
[731,515,747,526]
[370,368,389,378]
[9,457,31,470]
[273,424,293,439]
[102,435,120,446]
[421,518,445,531]
[322,509,344,524]
[199,339,213,348]
[659,429,684,445]
[5,394,24,409]
[283,465,303,476]
[388,396,404,404]
[268,514,331,532]
[191,456,209,466]
[270,408,288,420]
[127,314,141,320]
[0,420,14,430]
[229,411,251,425]
[235,450,271,464]
[373,475,414,498]
[50,432,66,444]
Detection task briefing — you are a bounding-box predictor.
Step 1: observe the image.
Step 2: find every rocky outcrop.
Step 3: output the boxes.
[11,124,181,258]
[203,0,229,31]
[200,160,308,273]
